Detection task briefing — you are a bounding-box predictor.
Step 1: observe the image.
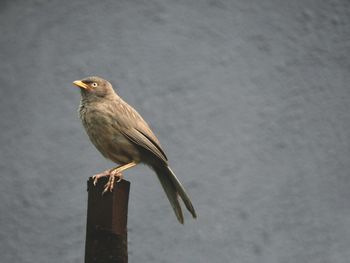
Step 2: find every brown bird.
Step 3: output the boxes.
[73,76,196,224]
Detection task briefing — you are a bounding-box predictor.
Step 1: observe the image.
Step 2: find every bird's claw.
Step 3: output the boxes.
[92,172,109,186]
[102,171,123,195]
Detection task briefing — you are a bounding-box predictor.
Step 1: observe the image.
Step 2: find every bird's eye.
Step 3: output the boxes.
[92,82,98,87]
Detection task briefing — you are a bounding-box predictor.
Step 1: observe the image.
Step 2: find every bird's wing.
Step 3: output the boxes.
[122,127,168,163]
[115,100,168,163]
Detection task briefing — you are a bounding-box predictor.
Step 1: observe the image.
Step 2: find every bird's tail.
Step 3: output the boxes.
[153,165,197,224]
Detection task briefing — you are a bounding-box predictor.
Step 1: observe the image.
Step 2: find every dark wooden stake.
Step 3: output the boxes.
[85,177,130,263]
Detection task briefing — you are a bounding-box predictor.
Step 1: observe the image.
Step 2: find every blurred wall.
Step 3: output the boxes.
[1,0,350,262]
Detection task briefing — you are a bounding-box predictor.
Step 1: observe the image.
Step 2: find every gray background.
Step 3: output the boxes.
[1,0,350,262]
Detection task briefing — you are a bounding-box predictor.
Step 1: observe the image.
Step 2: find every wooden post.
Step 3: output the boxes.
[85,177,130,263]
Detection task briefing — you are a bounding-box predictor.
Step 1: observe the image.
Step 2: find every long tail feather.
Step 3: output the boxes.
[154,165,197,224]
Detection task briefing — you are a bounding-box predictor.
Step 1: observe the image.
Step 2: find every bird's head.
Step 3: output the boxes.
[73,76,116,101]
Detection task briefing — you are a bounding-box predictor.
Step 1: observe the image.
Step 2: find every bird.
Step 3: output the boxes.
[73,76,197,224]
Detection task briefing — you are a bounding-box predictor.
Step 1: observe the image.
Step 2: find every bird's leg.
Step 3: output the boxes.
[92,167,119,186]
[102,161,138,194]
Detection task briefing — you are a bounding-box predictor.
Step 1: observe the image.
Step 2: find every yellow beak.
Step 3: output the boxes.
[73,80,90,90]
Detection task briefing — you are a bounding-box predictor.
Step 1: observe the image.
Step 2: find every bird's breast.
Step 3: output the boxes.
[79,102,141,164]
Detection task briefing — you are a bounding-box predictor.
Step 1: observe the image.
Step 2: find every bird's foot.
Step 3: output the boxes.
[92,170,110,186]
[102,170,123,195]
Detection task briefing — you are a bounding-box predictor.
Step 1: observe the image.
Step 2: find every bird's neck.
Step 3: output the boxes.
[80,92,119,104]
